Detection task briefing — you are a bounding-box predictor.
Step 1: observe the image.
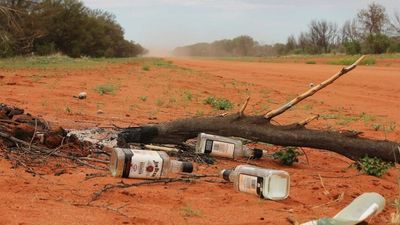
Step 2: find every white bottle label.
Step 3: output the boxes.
[205,140,235,158]
[238,174,262,196]
[129,150,163,179]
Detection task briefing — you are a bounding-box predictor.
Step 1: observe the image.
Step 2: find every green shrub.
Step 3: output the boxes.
[356,155,393,177]
[203,96,233,110]
[138,96,147,102]
[95,84,118,95]
[363,34,391,54]
[142,65,150,71]
[272,147,302,166]
[305,61,316,64]
[343,40,361,55]
[328,56,375,65]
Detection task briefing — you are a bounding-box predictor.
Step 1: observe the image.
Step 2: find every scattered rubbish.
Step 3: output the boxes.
[301,192,385,225]
[221,164,290,200]
[196,133,267,159]
[78,92,87,99]
[110,148,193,179]
[67,128,118,148]
[73,92,87,99]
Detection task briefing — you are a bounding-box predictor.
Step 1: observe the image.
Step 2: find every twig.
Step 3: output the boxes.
[28,119,38,151]
[287,216,300,225]
[318,173,330,195]
[265,55,365,119]
[78,157,109,164]
[84,173,108,181]
[298,147,310,165]
[239,96,250,117]
[90,174,218,203]
[311,192,344,209]
[0,119,20,125]
[298,115,319,126]
[0,130,107,170]
[144,144,179,153]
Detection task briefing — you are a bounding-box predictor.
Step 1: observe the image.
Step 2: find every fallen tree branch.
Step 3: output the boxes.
[117,114,400,162]
[264,55,365,119]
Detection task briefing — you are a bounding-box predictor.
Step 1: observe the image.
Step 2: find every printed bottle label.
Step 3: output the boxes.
[238,174,263,197]
[128,150,163,179]
[204,139,235,158]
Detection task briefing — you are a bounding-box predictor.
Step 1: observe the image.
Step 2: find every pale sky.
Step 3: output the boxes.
[82,0,400,55]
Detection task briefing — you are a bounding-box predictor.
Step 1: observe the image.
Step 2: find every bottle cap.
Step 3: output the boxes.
[221,169,233,181]
[182,162,193,173]
[252,149,264,159]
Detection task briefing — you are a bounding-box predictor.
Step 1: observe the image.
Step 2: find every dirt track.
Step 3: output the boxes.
[0,58,399,225]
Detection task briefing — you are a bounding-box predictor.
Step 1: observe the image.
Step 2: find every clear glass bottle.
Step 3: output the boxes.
[301,192,385,225]
[221,165,290,200]
[110,148,193,179]
[195,133,266,159]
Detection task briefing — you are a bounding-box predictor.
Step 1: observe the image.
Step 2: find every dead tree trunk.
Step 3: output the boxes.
[117,56,400,162]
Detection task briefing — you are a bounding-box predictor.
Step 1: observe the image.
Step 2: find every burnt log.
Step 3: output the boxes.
[117,114,400,162]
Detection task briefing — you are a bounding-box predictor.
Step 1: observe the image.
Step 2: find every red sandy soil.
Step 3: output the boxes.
[0,58,399,225]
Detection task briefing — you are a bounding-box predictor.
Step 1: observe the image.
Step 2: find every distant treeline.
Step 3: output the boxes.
[174,2,400,57]
[0,0,147,58]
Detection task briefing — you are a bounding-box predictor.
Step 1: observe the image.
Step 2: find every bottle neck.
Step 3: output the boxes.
[170,160,193,173]
[242,146,267,159]
[170,160,183,173]
[221,169,233,182]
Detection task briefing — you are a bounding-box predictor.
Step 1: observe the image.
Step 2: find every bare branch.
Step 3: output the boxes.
[239,96,250,117]
[298,115,319,126]
[264,55,365,120]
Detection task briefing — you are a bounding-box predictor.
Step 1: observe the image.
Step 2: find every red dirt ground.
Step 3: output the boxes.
[0,58,399,225]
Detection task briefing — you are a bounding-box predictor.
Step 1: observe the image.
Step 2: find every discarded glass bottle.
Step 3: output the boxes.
[221,165,290,200]
[301,192,385,225]
[110,148,193,179]
[195,133,266,159]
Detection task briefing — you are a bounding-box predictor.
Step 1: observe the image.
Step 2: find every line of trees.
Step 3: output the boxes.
[173,2,400,57]
[0,0,147,58]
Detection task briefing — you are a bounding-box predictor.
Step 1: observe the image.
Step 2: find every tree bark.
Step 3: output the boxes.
[117,113,400,162]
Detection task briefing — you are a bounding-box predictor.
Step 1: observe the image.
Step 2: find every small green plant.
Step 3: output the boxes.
[305,61,316,64]
[155,98,164,107]
[302,104,313,110]
[95,84,118,95]
[360,112,376,124]
[152,59,175,68]
[138,96,147,102]
[180,205,201,217]
[183,90,193,102]
[356,155,393,177]
[372,123,382,131]
[195,110,204,117]
[65,106,72,114]
[142,65,150,71]
[203,96,233,110]
[272,147,302,166]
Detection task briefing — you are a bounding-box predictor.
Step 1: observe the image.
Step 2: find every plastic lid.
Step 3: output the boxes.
[252,149,263,159]
[221,169,232,181]
[182,162,194,173]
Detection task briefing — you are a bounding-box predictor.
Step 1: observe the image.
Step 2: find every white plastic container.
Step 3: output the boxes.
[195,133,266,159]
[301,192,386,225]
[221,165,290,200]
[110,148,193,179]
